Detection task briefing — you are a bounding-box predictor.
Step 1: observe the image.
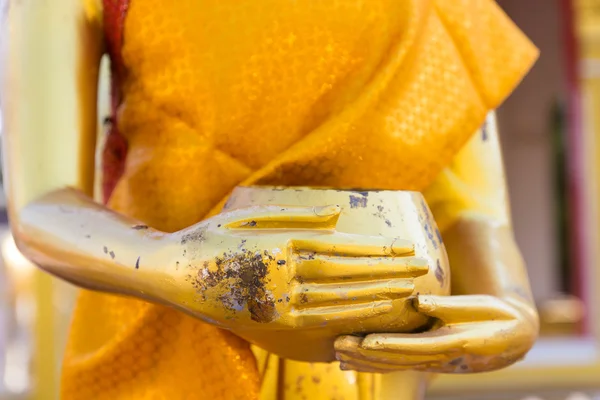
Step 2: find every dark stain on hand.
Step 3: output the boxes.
[434,259,445,287]
[132,224,149,230]
[299,292,309,304]
[435,228,443,245]
[481,119,489,142]
[349,195,368,208]
[449,357,464,366]
[193,249,277,323]
[181,226,208,259]
[181,226,207,245]
[420,199,438,250]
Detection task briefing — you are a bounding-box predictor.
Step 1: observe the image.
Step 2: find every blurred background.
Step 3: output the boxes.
[2,0,600,399]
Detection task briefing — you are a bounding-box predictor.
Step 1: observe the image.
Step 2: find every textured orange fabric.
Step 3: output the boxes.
[61,0,537,399]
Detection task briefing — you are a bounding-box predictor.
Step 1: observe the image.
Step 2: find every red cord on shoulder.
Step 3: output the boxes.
[101,0,130,204]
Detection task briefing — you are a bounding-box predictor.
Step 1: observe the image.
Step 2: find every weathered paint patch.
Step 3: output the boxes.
[181,226,208,259]
[191,249,277,323]
[420,199,438,250]
[372,204,393,228]
[181,226,207,245]
[435,228,443,245]
[434,259,445,287]
[481,119,489,141]
[349,195,368,208]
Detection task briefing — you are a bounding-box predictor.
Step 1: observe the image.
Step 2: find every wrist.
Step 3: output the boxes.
[153,224,237,325]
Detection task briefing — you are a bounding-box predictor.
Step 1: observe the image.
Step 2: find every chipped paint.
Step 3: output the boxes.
[181,226,207,245]
[420,199,439,250]
[434,259,445,287]
[481,119,489,141]
[349,195,368,208]
[191,249,277,323]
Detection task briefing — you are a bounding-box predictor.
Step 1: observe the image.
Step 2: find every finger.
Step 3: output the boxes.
[337,352,413,371]
[224,205,341,229]
[289,301,392,328]
[337,353,442,373]
[334,334,363,350]
[358,327,478,356]
[335,336,491,373]
[339,360,397,374]
[291,234,414,257]
[415,295,520,324]
[295,254,428,282]
[335,334,457,363]
[292,279,415,306]
[341,351,481,374]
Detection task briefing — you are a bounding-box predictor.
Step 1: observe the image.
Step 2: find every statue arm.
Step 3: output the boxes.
[335,113,539,373]
[431,113,537,312]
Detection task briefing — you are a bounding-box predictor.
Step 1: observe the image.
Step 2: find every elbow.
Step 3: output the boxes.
[7,209,46,268]
[11,223,37,265]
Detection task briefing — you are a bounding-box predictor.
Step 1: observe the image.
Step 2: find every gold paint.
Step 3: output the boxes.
[0,0,539,399]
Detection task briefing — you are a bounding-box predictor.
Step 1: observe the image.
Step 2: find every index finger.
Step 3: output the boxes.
[291,234,415,257]
[223,205,341,230]
[295,254,429,281]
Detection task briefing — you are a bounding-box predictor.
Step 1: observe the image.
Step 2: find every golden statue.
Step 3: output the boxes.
[0,0,540,399]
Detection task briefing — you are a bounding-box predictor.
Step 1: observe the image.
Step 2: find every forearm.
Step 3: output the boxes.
[443,212,538,324]
[16,188,171,299]
[426,113,538,321]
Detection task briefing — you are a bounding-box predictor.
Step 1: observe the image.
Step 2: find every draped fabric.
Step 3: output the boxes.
[61,1,537,398]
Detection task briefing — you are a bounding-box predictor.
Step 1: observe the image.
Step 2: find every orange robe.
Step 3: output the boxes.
[61,1,537,398]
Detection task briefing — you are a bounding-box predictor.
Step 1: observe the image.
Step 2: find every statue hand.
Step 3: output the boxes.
[334,294,539,373]
[165,204,429,330]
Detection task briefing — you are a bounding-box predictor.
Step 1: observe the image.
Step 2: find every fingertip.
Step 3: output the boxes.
[334,335,361,351]
[413,295,436,313]
[314,204,341,217]
[407,261,430,277]
[360,335,390,350]
[390,238,415,256]
[339,362,351,371]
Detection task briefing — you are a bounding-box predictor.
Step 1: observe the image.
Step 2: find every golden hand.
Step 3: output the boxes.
[335,293,537,373]
[168,204,429,329]
[14,188,434,361]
